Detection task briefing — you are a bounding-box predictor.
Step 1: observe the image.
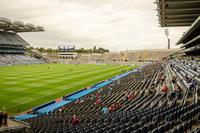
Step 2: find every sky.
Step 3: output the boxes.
[0,0,189,52]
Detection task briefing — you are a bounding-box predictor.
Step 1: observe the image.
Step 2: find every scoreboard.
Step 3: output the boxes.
[58,45,75,52]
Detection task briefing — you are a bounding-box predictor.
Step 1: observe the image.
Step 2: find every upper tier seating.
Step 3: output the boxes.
[0,54,45,66]
[0,32,28,46]
[0,32,28,54]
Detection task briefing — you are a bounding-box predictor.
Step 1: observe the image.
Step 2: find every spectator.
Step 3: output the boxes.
[109,105,114,112]
[96,93,101,99]
[59,108,62,113]
[117,101,122,108]
[108,87,112,94]
[161,75,165,83]
[172,76,177,84]
[114,101,122,110]
[145,88,153,95]
[124,91,130,101]
[186,75,192,83]
[101,106,109,114]
[192,66,197,72]
[188,78,197,92]
[3,112,8,126]
[128,91,135,100]
[90,94,95,100]
[170,84,181,100]
[95,98,101,105]
[70,115,80,126]
[0,112,3,127]
[75,99,80,104]
[161,83,168,93]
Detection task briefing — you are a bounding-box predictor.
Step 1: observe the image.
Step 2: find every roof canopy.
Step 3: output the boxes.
[155,0,200,27]
[176,16,200,45]
[0,17,44,33]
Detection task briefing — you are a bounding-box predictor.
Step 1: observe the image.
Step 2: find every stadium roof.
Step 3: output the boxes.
[155,0,200,27]
[0,17,44,33]
[176,16,200,45]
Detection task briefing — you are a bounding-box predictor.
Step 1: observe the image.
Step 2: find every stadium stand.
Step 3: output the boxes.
[45,49,177,65]
[125,49,178,62]
[0,17,45,66]
[16,62,200,133]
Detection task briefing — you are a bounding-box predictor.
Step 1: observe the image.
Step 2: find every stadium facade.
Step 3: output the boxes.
[0,17,45,66]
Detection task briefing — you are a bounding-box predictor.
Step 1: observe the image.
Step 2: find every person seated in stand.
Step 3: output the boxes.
[113,103,118,110]
[118,101,123,108]
[172,75,177,84]
[113,101,122,110]
[192,66,197,72]
[161,83,169,93]
[95,98,101,105]
[145,87,153,95]
[128,91,135,100]
[90,94,95,100]
[96,93,101,99]
[186,75,192,83]
[101,106,109,114]
[3,112,8,126]
[161,75,165,83]
[122,91,129,102]
[108,86,113,94]
[70,115,80,126]
[109,105,114,112]
[0,112,3,127]
[75,98,80,104]
[188,78,197,92]
[170,84,181,100]
[59,108,62,113]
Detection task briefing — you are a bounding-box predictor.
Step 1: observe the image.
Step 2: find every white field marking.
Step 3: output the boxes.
[37,90,59,95]
[1,64,107,75]
[12,97,36,104]
[16,65,119,88]
[24,83,44,87]
[39,65,112,78]
[27,65,122,90]
[41,65,122,82]
[3,76,19,80]
[15,65,117,89]
[7,66,131,109]
[2,65,111,88]
[3,81,20,84]
[3,87,29,92]
[3,65,120,98]
[2,65,97,79]
[6,65,110,83]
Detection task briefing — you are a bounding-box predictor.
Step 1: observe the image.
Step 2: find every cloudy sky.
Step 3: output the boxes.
[0,0,188,51]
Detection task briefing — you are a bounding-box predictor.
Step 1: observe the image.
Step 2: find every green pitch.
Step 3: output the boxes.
[0,63,137,114]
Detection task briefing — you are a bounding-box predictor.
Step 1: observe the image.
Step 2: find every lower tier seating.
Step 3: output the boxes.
[20,61,200,133]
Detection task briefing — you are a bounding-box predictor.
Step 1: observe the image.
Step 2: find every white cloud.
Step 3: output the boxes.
[0,0,188,51]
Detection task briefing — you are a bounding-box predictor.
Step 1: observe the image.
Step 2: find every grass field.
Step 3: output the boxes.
[0,64,136,114]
